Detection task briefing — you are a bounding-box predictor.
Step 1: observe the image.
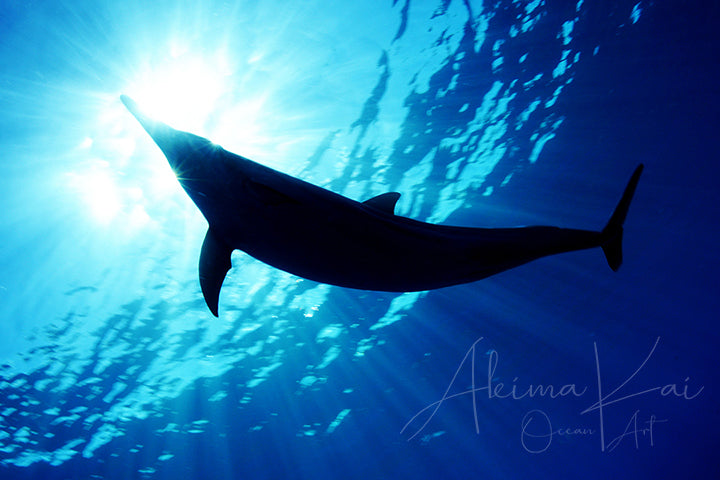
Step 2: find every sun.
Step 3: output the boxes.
[123,50,233,133]
[67,44,279,229]
[67,49,237,227]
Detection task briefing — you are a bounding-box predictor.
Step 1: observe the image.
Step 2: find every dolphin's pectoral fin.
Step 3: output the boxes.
[247,179,298,206]
[363,192,401,214]
[199,228,233,317]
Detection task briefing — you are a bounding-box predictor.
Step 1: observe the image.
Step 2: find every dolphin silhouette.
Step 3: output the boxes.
[121,95,643,316]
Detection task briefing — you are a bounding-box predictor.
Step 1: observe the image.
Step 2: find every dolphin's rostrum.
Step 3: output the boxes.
[121,95,643,317]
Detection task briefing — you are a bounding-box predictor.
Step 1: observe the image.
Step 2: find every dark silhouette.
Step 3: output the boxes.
[121,95,643,317]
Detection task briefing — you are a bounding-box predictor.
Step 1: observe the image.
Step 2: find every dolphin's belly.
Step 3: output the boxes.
[220,201,603,292]
[225,205,503,291]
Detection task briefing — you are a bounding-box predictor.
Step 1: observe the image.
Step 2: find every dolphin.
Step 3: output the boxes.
[120,95,643,316]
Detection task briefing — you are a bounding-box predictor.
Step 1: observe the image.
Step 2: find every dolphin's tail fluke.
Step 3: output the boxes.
[600,164,644,271]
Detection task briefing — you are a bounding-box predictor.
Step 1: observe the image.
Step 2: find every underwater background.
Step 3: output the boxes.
[0,0,718,478]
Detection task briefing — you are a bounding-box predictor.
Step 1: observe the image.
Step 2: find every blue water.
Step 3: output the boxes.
[0,1,717,478]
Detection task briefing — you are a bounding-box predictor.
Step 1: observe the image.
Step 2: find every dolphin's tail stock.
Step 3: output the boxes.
[599,164,644,271]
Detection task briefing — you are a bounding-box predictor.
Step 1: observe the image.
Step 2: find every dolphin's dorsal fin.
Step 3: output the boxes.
[199,228,233,317]
[363,192,401,214]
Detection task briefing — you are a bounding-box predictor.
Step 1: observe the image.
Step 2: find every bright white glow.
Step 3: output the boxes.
[124,52,232,132]
[128,204,151,228]
[77,48,241,228]
[66,160,152,229]
[212,96,269,155]
[67,166,124,224]
[146,160,183,199]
